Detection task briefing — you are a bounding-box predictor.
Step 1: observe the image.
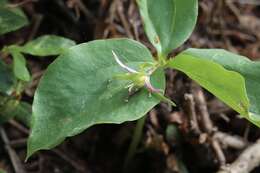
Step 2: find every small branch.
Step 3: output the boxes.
[243,122,250,140]
[0,127,26,173]
[27,14,44,41]
[212,139,226,166]
[217,140,260,173]
[116,1,134,39]
[191,84,226,165]
[9,138,27,148]
[192,84,214,134]
[52,149,89,173]
[6,0,37,8]
[8,119,29,135]
[184,94,201,135]
[213,132,248,150]
[73,0,95,20]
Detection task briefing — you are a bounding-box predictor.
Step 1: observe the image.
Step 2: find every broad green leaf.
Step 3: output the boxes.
[182,49,260,126]
[168,54,249,117]
[0,1,28,35]
[11,50,30,81]
[137,0,198,56]
[0,59,15,93]
[19,35,76,56]
[27,38,165,158]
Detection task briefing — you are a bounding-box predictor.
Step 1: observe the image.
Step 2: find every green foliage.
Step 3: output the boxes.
[25,0,260,159]
[181,49,260,126]
[27,39,165,158]
[0,0,257,162]
[19,35,76,56]
[2,35,76,82]
[168,53,249,116]
[0,58,31,124]
[14,101,31,126]
[0,0,28,35]
[0,59,31,124]
[137,0,198,57]
[0,59,15,93]
[0,94,19,123]
[11,50,30,81]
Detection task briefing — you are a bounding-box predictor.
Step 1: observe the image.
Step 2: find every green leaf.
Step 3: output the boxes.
[27,38,165,158]
[15,101,31,127]
[168,53,249,118]
[0,1,28,35]
[181,49,260,126]
[0,59,15,93]
[19,35,76,56]
[0,93,31,125]
[137,0,198,56]
[0,94,19,123]
[153,92,176,107]
[11,50,30,81]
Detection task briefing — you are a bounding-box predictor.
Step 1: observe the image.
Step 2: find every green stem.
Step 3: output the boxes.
[124,115,147,170]
[158,53,167,66]
[14,80,24,96]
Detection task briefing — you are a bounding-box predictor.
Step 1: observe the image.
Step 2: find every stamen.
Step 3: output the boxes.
[112,50,137,73]
[144,76,161,93]
[112,50,161,93]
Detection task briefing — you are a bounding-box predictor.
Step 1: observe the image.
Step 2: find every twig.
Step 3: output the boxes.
[243,122,250,140]
[52,149,89,173]
[228,0,260,5]
[219,113,230,123]
[116,1,134,39]
[225,1,241,22]
[192,84,214,134]
[212,139,226,166]
[9,138,27,148]
[27,14,44,41]
[8,119,29,135]
[0,126,26,173]
[217,140,260,173]
[108,0,118,23]
[191,84,226,165]
[6,0,37,8]
[74,0,95,20]
[184,94,201,135]
[149,109,160,129]
[213,132,248,150]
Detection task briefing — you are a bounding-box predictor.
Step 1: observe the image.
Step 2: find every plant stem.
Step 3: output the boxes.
[158,53,167,66]
[124,115,146,170]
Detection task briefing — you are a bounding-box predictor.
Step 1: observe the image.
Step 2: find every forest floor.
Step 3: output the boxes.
[1,0,260,173]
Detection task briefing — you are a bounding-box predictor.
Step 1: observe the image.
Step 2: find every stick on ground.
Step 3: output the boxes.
[217,140,260,173]
[0,126,26,173]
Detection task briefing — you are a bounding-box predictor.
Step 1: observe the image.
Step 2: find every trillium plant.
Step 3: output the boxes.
[1,0,260,163]
[26,0,260,158]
